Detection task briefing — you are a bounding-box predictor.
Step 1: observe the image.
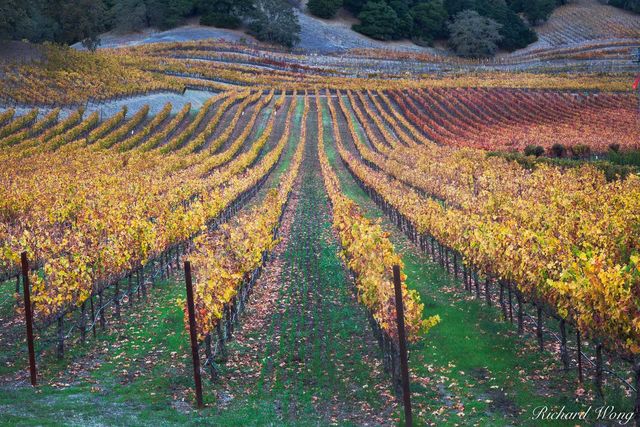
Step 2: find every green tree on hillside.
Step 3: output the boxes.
[247,0,300,47]
[0,1,23,40]
[109,0,196,31]
[448,9,502,57]
[410,0,449,43]
[389,0,414,38]
[509,0,558,24]
[443,0,476,15]
[353,1,401,40]
[473,0,537,51]
[0,0,97,45]
[608,0,640,13]
[524,0,557,23]
[110,0,150,31]
[198,0,252,28]
[57,0,106,50]
[343,0,369,14]
[154,0,197,29]
[308,0,344,19]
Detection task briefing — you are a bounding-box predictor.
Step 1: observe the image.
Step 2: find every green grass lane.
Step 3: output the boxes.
[216,98,395,426]
[0,278,205,426]
[319,95,632,426]
[0,92,632,426]
[0,95,304,427]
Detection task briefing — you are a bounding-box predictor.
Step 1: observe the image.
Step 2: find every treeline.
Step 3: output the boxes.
[608,0,640,13]
[199,0,300,47]
[308,0,569,56]
[0,0,300,49]
[0,0,106,49]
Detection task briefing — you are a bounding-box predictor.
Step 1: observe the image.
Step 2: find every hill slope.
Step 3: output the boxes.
[83,0,639,70]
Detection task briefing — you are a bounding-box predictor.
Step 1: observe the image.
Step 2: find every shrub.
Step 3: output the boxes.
[488,151,639,182]
[607,149,640,167]
[570,144,591,159]
[444,0,476,15]
[199,0,252,29]
[523,0,557,24]
[344,0,369,14]
[200,12,242,28]
[524,144,544,157]
[509,0,558,24]
[447,10,502,58]
[549,143,566,158]
[410,0,449,42]
[608,0,640,14]
[389,0,414,38]
[308,0,344,19]
[353,1,401,40]
[247,0,301,48]
[609,143,621,153]
[473,0,537,51]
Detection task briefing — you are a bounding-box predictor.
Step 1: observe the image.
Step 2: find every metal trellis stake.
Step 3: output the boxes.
[21,251,37,386]
[393,265,413,426]
[184,260,204,408]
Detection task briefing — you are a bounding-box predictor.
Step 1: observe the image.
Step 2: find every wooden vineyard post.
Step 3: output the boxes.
[184,261,204,408]
[517,291,524,335]
[216,321,227,360]
[204,334,217,381]
[453,253,458,279]
[392,265,413,427]
[484,277,491,306]
[90,297,97,339]
[80,303,87,343]
[140,266,147,299]
[499,281,507,319]
[508,285,513,323]
[595,343,604,400]
[559,319,569,371]
[114,282,121,320]
[576,330,583,383]
[20,252,37,386]
[474,270,480,299]
[128,273,134,306]
[463,265,468,291]
[57,316,64,359]
[536,306,543,349]
[98,291,106,329]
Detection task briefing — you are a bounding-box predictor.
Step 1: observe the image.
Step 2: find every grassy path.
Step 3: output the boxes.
[0,277,199,426]
[216,99,395,425]
[0,95,303,427]
[318,95,624,426]
[1,92,634,426]
[0,94,395,426]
